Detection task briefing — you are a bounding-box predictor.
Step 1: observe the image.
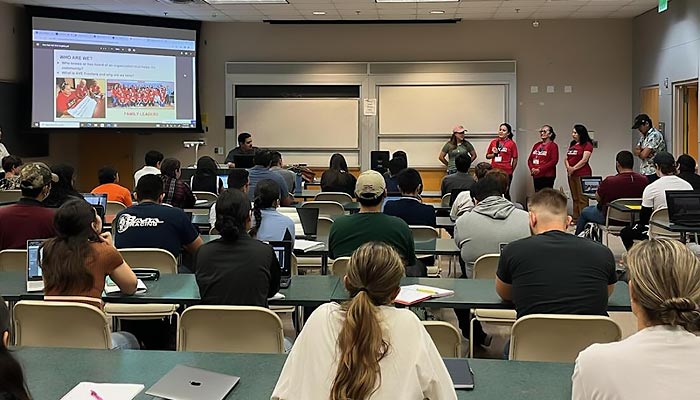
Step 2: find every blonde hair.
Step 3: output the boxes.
[331,242,405,400]
[627,239,700,331]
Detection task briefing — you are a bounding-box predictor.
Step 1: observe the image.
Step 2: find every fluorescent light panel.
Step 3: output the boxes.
[205,0,289,4]
[376,0,459,3]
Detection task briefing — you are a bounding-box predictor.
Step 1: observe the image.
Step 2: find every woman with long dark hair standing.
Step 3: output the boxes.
[486,123,518,199]
[566,124,594,220]
[271,242,457,400]
[191,156,223,194]
[527,125,559,191]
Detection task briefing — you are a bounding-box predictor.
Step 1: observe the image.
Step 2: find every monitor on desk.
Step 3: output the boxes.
[666,190,700,226]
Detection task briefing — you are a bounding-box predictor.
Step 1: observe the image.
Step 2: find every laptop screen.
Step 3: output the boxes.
[267,240,292,277]
[580,177,602,195]
[296,207,319,236]
[27,239,44,280]
[83,193,108,210]
[218,174,229,189]
[666,190,700,224]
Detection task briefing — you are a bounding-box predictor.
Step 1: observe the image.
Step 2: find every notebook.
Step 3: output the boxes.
[60,382,144,400]
[394,284,455,306]
[145,365,240,400]
[443,358,475,390]
[625,205,642,210]
[26,239,45,292]
[104,277,147,294]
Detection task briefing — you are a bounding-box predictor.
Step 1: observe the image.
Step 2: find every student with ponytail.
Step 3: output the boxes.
[572,239,700,400]
[272,242,456,400]
[249,179,295,243]
[0,298,31,400]
[194,189,280,306]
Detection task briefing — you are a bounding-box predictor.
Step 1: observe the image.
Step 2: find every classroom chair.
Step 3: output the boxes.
[509,314,621,362]
[177,306,284,354]
[209,226,219,235]
[0,190,21,203]
[469,254,516,357]
[314,192,352,204]
[599,198,639,245]
[301,201,344,217]
[13,300,111,349]
[441,193,451,208]
[330,257,351,277]
[409,225,441,277]
[648,207,681,240]
[117,248,178,274]
[106,201,127,216]
[296,217,333,272]
[193,191,218,203]
[0,249,26,272]
[423,321,462,358]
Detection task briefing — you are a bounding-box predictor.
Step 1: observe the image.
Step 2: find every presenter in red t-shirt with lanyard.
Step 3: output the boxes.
[527,125,559,191]
[565,124,594,221]
[486,123,518,199]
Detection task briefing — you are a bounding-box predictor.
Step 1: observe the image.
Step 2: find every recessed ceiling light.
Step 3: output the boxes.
[376,0,459,3]
[205,0,289,4]
[429,10,445,14]
[312,11,326,15]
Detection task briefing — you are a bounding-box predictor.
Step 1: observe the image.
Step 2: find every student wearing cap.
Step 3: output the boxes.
[676,154,700,190]
[620,152,692,250]
[439,125,477,174]
[0,162,57,250]
[329,170,422,276]
[633,113,666,184]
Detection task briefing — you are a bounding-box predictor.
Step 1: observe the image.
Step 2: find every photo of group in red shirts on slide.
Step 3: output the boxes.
[55,77,106,118]
[107,81,174,109]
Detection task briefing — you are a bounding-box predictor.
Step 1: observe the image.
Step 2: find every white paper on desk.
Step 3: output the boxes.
[269,292,286,300]
[104,278,147,294]
[294,239,325,252]
[67,96,97,118]
[195,199,208,205]
[60,382,144,400]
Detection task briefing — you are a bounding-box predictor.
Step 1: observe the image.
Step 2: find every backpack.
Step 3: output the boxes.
[578,222,603,243]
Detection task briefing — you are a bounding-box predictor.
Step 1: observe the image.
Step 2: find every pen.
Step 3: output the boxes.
[415,288,437,295]
[90,389,104,400]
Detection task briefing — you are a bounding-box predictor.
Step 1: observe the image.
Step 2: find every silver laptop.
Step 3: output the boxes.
[26,239,45,292]
[146,365,240,400]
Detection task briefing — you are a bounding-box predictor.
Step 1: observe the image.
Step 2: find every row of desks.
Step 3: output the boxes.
[298,189,444,201]
[0,272,632,311]
[15,347,575,400]
[192,213,456,229]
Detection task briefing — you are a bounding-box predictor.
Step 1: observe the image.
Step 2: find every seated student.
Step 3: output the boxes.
[0,162,56,250]
[114,174,203,263]
[0,155,22,190]
[248,149,293,206]
[0,297,31,400]
[209,168,250,226]
[320,153,356,197]
[43,164,83,208]
[383,168,435,227]
[496,189,617,319]
[134,150,163,186]
[41,199,140,349]
[91,165,133,207]
[575,150,648,235]
[270,151,296,195]
[250,179,295,243]
[572,239,700,400]
[224,132,257,167]
[329,170,422,276]
[620,152,693,250]
[194,189,280,306]
[676,153,700,190]
[271,242,457,400]
[191,155,223,194]
[450,162,492,220]
[159,158,196,209]
[440,153,475,196]
[383,156,407,193]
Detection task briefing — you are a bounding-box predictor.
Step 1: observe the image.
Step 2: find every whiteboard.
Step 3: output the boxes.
[378,85,507,135]
[379,137,496,168]
[236,99,359,149]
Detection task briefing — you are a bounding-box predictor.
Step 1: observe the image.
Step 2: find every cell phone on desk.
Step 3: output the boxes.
[132,268,160,281]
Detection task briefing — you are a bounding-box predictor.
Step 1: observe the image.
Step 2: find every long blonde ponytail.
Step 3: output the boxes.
[331,242,405,400]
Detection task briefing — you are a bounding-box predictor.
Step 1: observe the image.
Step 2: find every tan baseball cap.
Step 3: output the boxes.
[19,162,58,190]
[355,170,386,200]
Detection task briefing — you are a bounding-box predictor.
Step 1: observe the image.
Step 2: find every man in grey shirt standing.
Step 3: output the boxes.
[633,113,666,184]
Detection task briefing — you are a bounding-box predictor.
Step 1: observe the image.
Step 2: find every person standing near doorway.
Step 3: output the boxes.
[633,114,666,184]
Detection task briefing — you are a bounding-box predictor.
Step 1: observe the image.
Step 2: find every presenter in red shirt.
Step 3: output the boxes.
[486,123,518,199]
[565,124,594,220]
[527,125,559,191]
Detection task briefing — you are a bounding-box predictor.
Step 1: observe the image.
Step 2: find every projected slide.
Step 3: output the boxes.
[32,17,197,129]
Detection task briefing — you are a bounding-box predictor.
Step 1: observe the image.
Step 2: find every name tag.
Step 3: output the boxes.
[495,156,502,163]
[532,159,540,165]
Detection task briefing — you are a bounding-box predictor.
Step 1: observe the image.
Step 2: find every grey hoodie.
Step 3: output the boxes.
[454,195,530,277]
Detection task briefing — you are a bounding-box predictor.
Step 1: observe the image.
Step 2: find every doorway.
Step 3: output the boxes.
[673,81,699,160]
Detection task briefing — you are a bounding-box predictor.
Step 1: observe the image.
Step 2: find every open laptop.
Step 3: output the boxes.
[83,193,108,220]
[233,154,255,169]
[146,365,240,400]
[666,190,700,226]
[26,239,45,292]
[268,240,292,288]
[296,206,319,237]
[218,174,229,189]
[580,176,602,195]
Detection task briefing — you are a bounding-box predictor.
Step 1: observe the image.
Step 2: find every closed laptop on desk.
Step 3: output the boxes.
[146,365,239,400]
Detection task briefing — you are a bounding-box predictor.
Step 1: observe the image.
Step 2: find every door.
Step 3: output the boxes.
[640,86,659,129]
[672,81,699,159]
[77,133,134,192]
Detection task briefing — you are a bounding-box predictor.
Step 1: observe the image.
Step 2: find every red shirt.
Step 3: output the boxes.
[56,91,78,115]
[527,141,559,178]
[0,199,56,250]
[567,141,594,177]
[597,172,648,214]
[487,138,518,175]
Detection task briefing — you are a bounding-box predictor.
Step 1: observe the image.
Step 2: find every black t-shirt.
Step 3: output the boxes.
[114,202,199,258]
[497,230,617,318]
[193,234,280,307]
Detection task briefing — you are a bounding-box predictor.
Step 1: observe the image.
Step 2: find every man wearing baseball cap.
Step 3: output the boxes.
[0,162,57,250]
[633,113,666,183]
[328,170,423,276]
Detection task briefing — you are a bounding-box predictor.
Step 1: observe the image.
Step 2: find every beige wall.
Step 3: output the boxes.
[0,2,19,82]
